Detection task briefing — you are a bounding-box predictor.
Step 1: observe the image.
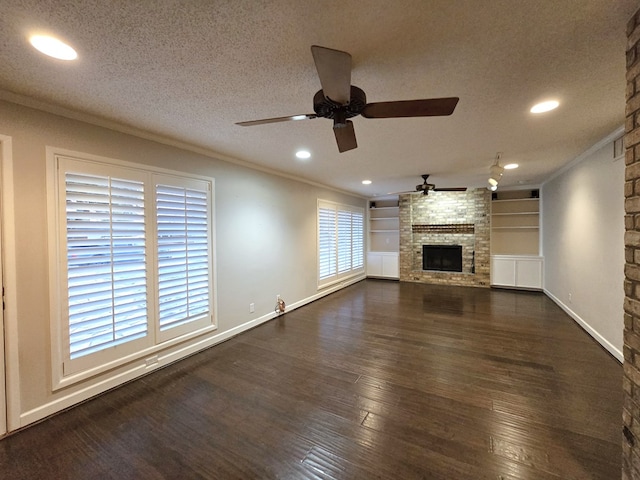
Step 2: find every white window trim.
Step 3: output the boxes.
[317,199,365,289]
[46,147,217,390]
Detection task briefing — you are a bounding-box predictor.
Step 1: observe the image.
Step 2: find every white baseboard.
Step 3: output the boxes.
[544,289,623,363]
[17,275,366,429]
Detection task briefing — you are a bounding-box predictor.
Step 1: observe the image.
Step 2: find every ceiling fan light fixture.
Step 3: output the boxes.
[295,150,311,159]
[530,100,559,114]
[29,35,78,60]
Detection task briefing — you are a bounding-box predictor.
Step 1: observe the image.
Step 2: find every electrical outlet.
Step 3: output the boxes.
[249,302,255,313]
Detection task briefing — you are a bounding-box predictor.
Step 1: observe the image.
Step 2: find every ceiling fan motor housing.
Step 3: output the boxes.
[416,174,436,194]
[313,86,367,127]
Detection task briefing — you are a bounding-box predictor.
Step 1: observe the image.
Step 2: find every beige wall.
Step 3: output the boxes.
[541,133,624,359]
[0,100,366,429]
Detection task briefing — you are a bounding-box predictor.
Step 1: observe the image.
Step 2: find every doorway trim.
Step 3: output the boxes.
[0,134,19,434]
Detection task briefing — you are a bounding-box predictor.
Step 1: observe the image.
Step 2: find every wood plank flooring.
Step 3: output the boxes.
[0,280,623,479]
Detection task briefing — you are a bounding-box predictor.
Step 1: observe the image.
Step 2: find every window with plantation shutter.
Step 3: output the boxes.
[318,206,336,280]
[66,173,148,360]
[337,209,352,273]
[351,212,364,269]
[317,200,365,287]
[51,154,215,382]
[156,181,211,337]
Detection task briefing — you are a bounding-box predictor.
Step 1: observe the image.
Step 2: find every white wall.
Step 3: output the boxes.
[541,132,624,360]
[0,100,366,430]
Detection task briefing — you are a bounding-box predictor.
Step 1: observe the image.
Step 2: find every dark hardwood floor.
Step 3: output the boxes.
[0,280,623,479]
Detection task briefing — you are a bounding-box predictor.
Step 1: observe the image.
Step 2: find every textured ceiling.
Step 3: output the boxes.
[0,0,637,197]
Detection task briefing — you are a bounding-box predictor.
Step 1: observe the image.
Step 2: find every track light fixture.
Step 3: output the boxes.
[488,164,504,186]
[488,153,504,188]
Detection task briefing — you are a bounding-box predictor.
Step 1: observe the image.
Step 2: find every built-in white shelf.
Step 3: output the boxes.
[492,226,539,230]
[368,198,400,270]
[490,189,540,260]
[491,198,539,203]
[492,212,539,216]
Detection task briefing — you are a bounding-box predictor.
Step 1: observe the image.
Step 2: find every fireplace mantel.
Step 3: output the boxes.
[412,223,474,234]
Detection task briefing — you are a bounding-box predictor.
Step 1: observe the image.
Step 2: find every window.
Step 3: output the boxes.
[317,200,364,286]
[155,178,212,342]
[50,154,215,382]
[65,172,148,360]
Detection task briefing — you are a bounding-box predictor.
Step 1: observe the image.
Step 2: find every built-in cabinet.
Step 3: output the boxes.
[367,252,400,278]
[490,190,542,290]
[491,255,543,289]
[367,198,399,279]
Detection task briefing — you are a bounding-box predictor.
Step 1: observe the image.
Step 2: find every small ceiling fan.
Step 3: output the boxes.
[236,45,459,153]
[395,174,467,195]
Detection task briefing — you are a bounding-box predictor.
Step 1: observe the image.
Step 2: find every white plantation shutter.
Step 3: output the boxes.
[317,200,364,286]
[156,183,211,331]
[351,211,364,269]
[53,154,215,381]
[337,209,352,273]
[65,172,148,359]
[318,206,336,280]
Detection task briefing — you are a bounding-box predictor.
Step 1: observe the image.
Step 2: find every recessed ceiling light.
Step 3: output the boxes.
[530,100,559,114]
[362,180,372,185]
[29,35,78,60]
[295,150,311,159]
[504,163,519,170]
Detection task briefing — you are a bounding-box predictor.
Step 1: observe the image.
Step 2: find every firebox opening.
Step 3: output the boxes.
[423,245,463,272]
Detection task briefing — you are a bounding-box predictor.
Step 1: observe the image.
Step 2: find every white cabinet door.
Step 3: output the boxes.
[381,254,399,278]
[491,257,516,286]
[515,258,543,289]
[367,253,383,276]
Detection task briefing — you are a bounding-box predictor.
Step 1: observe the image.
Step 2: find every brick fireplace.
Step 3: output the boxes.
[399,188,490,287]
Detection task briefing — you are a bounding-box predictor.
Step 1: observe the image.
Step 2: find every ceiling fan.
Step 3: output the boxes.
[396,174,467,195]
[236,45,459,153]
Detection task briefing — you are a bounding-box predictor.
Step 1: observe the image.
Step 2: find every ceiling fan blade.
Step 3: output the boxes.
[361,97,459,119]
[236,114,317,127]
[433,187,467,192]
[333,120,357,153]
[311,45,352,106]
